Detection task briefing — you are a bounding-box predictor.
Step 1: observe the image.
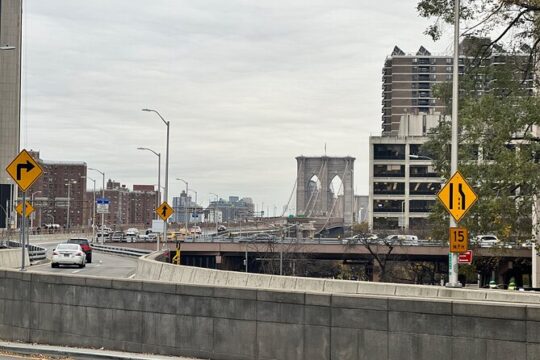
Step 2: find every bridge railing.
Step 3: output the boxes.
[3,240,47,262]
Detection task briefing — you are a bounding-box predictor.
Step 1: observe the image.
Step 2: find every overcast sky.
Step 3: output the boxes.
[20,0,452,212]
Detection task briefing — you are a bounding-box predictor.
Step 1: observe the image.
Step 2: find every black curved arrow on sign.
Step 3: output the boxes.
[16,161,35,180]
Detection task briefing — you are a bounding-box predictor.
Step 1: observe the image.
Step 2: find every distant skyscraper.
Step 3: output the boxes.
[0,1,22,228]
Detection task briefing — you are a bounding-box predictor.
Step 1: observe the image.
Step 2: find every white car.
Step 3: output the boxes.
[476,235,499,248]
[51,243,86,268]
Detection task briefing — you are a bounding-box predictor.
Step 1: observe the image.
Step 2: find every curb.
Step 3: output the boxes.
[0,342,200,360]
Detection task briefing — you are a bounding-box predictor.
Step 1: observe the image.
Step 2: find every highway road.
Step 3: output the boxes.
[28,241,137,279]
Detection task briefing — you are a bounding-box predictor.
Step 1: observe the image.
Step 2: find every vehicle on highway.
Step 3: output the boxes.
[217,225,227,233]
[67,238,92,263]
[51,243,86,268]
[475,235,500,248]
[147,232,159,242]
[190,226,202,235]
[342,234,379,245]
[125,228,140,242]
[242,233,275,242]
[111,231,125,242]
[384,234,419,246]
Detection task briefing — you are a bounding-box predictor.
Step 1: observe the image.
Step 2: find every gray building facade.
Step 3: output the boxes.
[0,1,22,228]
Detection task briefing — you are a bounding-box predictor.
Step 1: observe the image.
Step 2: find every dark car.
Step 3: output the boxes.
[67,238,92,263]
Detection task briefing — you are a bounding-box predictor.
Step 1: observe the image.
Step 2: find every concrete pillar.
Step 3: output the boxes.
[343,157,354,226]
[319,158,328,217]
[295,157,305,216]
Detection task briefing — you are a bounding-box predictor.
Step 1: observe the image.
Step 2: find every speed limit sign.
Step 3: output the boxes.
[449,227,468,253]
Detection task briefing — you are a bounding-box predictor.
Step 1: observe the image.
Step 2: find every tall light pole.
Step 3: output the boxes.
[30,191,41,232]
[177,178,189,234]
[188,189,198,225]
[89,168,105,244]
[142,108,170,250]
[137,147,161,217]
[210,193,219,234]
[65,180,77,230]
[447,0,461,288]
[82,176,97,242]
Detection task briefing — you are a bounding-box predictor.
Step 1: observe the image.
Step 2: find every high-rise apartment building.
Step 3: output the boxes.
[381,38,532,136]
[382,45,457,136]
[372,38,532,232]
[0,1,22,228]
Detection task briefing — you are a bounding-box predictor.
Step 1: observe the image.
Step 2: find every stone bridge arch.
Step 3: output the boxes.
[296,156,355,226]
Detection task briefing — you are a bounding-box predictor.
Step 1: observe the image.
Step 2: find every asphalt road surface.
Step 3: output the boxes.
[28,241,137,279]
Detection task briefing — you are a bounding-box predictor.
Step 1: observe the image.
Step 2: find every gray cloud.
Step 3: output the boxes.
[21,0,451,209]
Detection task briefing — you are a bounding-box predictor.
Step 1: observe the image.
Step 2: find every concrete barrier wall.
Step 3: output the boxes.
[135,255,540,305]
[0,249,29,268]
[1,269,540,360]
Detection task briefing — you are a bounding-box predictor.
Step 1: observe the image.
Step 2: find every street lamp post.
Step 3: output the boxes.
[30,191,41,232]
[188,189,198,225]
[210,193,219,234]
[177,178,189,234]
[82,176,97,242]
[137,147,161,217]
[65,180,77,230]
[89,168,105,244]
[142,109,170,251]
[447,0,461,288]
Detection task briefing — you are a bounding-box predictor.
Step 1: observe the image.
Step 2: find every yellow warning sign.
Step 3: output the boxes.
[6,150,43,192]
[437,171,478,223]
[16,201,34,218]
[156,201,174,221]
[449,227,468,253]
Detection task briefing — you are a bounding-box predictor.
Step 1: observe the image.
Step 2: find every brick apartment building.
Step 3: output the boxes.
[24,151,87,229]
[83,181,157,230]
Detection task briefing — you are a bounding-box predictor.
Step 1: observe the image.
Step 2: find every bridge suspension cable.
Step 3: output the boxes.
[280,178,297,217]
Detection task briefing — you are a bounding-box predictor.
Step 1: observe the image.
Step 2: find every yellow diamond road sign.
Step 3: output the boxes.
[437,170,478,223]
[16,201,34,218]
[6,149,43,192]
[156,201,174,221]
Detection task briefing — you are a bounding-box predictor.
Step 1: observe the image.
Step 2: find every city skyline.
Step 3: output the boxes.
[19,1,452,209]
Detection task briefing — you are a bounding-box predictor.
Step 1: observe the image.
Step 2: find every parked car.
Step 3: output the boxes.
[51,243,86,268]
[67,238,92,263]
[111,231,125,242]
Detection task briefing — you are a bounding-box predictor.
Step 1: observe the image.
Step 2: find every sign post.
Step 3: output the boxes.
[155,201,174,251]
[437,170,478,287]
[6,150,43,271]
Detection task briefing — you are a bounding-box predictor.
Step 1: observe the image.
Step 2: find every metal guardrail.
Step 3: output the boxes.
[4,240,47,262]
[91,244,152,257]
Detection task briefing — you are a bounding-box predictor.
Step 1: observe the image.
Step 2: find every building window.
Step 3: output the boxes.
[374,182,405,195]
[373,164,405,177]
[409,182,440,195]
[409,200,435,213]
[373,144,406,160]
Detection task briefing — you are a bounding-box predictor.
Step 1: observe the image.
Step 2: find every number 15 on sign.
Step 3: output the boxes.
[449,227,468,253]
